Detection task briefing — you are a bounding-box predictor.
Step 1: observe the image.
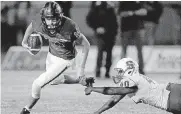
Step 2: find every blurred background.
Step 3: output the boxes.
[1,1,181,77]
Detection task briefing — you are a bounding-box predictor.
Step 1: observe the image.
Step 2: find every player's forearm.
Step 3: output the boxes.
[22,22,33,47]
[80,33,90,68]
[95,103,112,114]
[91,87,136,95]
[95,95,125,114]
[96,101,116,114]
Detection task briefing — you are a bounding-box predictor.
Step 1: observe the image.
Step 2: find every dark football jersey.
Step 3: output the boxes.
[32,15,81,60]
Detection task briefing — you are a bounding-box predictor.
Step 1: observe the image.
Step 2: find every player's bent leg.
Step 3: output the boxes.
[47,52,94,86]
[166,83,181,113]
[62,75,95,86]
[20,97,39,114]
[50,75,67,85]
[21,59,69,113]
[64,75,79,84]
[51,75,79,85]
[20,74,44,114]
[51,74,95,86]
[32,78,42,98]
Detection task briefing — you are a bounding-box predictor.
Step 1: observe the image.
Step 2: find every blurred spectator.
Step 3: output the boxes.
[1,1,31,53]
[1,5,11,52]
[118,1,146,74]
[56,1,72,18]
[170,4,181,44]
[1,2,17,52]
[14,1,31,45]
[86,1,118,78]
[143,1,163,45]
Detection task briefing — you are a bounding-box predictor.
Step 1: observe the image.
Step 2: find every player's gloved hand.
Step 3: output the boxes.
[79,76,95,87]
[86,77,95,87]
[22,43,30,49]
[85,87,92,95]
[22,43,35,55]
[22,42,39,55]
[77,67,95,86]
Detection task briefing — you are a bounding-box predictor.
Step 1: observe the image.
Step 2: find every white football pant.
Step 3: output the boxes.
[32,52,75,98]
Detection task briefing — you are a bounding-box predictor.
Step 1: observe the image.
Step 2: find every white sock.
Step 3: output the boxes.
[25,106,31,111]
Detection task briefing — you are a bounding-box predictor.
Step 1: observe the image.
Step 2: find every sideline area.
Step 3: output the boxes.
[2,45,181,75]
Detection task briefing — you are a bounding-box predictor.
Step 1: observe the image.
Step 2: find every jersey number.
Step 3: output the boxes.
[120,81,129,87]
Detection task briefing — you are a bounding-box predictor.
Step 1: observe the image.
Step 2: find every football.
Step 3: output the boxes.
[27,33,43,55]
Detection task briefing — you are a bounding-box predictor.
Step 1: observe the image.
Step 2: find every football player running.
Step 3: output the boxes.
[85,58,181,114]
[20,2,94,114]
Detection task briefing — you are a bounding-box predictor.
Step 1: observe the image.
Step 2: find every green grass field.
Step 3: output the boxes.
[1,71,180,114]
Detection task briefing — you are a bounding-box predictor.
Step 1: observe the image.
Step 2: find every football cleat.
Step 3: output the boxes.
[20,108,30,114]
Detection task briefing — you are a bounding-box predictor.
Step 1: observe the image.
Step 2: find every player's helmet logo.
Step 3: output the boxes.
[113,58,139,84]
[40,2,63,35]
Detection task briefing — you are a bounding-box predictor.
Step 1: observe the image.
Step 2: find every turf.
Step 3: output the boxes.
[1,71,180,114]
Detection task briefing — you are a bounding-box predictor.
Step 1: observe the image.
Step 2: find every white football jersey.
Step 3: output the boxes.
[117,77,137,87]
[117,74,170,110]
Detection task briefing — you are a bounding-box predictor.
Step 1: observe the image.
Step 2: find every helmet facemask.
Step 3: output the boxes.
[113,67,135,84]
[43,16,61,34]
[112,59,137,84]
[112,68,124,84]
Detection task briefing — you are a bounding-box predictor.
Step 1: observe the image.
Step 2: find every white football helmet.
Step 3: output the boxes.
[113,58,139,84]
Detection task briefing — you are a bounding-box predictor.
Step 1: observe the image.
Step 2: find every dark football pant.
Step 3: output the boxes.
[166,83,181,114]
[121,29,145,74]
[95,35,114,77]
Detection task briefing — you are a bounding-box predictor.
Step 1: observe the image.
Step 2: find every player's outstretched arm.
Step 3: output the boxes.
[94,95,125,114]
[79,33,90,68]
[85,86,137,95]
[77,33,90,77]
[22,22,33,48]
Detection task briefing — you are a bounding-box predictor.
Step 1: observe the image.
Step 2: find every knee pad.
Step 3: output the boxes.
[32,79,42,99]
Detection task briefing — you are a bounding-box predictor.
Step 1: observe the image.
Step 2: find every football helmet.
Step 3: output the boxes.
[113,58,139,84]
[40,1,63,35]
